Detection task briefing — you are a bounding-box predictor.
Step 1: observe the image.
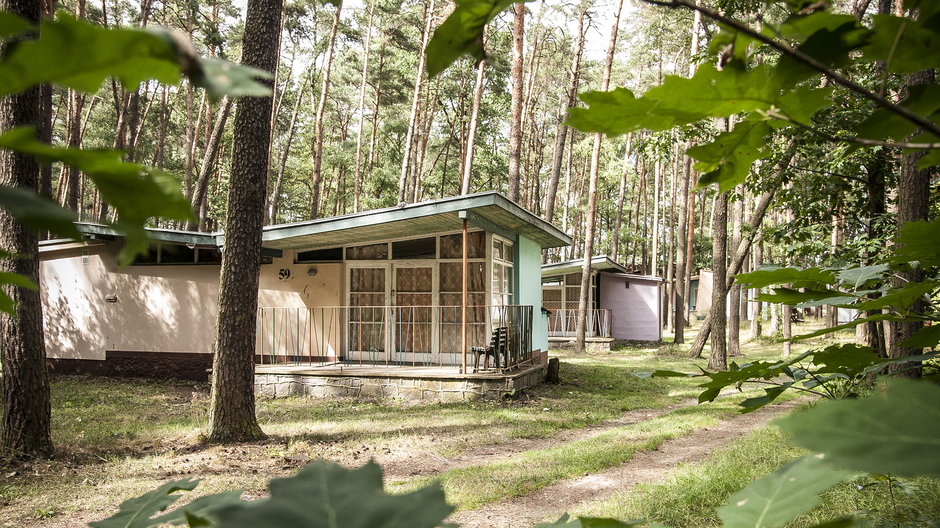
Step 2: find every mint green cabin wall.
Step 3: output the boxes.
[514,235,548,352]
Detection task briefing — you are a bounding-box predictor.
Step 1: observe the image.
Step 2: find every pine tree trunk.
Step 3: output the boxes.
[0,0,53,460]
[727,186,744,357]
[891,68,933,377]
[309,2,342,218]
[507,2,525,202]
[270,74,309,224]
[398,0,434,204]
[353,0,376,212]
[461,56,486,194]
[190,98,232,231]
[708,191,728,371]
[543,9,585,225]
[207,0,282,443]
[575,0,623,353]
[750,241,763,339]
[675,156,691,344]
[611,133,632,261]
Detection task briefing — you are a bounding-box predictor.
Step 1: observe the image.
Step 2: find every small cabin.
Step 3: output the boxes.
[541,256,663,349]
[39,192,571,402]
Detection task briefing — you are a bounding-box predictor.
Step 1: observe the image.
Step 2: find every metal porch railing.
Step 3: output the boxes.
[547,308,612,338]
[256,305,534,371]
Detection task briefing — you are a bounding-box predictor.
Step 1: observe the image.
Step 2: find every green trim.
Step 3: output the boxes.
[75,222,218,247]
[262,192,570,250]
[467,210,517,243]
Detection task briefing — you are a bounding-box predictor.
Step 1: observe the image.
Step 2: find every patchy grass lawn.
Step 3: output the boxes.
[577,423,940,528]
[0,321,851,526]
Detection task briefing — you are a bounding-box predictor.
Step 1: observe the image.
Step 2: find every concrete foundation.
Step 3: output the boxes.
[254,364,547,403]
[547,337,616,352]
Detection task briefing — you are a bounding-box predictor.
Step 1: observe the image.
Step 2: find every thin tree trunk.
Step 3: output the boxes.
[611,133,632,261]
[544,9,585,226]
[575,0,623,353]
[461,55,486,194]
[507,2,525,202]
[189,97,233,231]
[309,1,342,218]
[207,0,282,443]
[353,0,376,212]
[675,156,691,343]
[728,186,744,357]
[750,240,764,339]
[708,190,728,370]
[398,0,434,204]
[270,74,310,224]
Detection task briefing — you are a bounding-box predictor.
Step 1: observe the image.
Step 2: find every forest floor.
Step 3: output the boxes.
[1,322,848,527]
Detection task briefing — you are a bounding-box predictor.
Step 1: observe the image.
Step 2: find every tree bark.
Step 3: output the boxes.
[544,9,585,226]
[461,55,486,194]
[270,74,309,224]
[727,186,744,357]
[575,0,623,353]
[189,97,232,231]
[0,0,53,460]
[507,2,525,202]
[611,133,632,261]
[675,156,691,343]
[750,240,763,339]
[207,0,282,443]
[707,191,728,370]
[891,68,934,377]
[309,1,342,218]
[353,0,376,212]
[398,0,434,204]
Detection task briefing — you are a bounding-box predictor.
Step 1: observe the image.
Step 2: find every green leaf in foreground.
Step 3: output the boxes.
[212,459,453,528]
[0,11,32,38]
[778,379,940,477]
[890,218,940,267]
[0,184,80,239]
[0,271,39,315]
[89,478,200,528]
[897,324,940,349]
[425,0,517,79]
[0,126,194,263]
[0,11,271,102]
[737,267,837,289]
[717,454,850,528]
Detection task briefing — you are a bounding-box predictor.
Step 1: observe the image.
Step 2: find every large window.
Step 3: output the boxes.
[492,237,513,307]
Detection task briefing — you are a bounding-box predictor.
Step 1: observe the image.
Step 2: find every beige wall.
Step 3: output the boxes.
[40,241,343,361]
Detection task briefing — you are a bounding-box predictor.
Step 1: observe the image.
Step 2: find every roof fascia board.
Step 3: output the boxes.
[466,210,517,243]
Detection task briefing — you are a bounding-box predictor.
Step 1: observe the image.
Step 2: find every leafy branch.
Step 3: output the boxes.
[644,0,940,139]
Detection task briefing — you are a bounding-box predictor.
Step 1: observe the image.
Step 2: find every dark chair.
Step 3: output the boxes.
[471,326,508,371]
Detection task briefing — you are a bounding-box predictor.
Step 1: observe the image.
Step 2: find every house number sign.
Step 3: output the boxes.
[278,269,291,280]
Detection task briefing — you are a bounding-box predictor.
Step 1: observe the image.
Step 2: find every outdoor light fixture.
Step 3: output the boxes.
[624,281,630,289]
[105,295,118,303]
[307,267,318,276]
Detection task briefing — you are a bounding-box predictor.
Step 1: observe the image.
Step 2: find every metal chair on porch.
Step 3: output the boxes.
[471,326,508,371]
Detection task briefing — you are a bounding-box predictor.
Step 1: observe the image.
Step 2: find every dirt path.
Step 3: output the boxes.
[448,399,801,528]
[381,399,697,481]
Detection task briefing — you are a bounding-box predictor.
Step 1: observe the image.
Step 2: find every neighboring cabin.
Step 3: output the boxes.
[541,255,663,348]
[39,193,570,401]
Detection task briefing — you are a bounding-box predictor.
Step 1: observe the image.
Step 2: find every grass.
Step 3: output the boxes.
[390,392,775,510]
[577,423,940,527]
[0,321,889,526]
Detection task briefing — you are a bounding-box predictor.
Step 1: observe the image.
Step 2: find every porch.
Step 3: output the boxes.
[255,305,541,373]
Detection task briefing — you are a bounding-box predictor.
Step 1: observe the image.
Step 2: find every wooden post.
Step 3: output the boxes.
[461,214,468,374]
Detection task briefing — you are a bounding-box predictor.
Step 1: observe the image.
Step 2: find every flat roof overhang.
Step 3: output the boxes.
[541,255,663,282]
[260,192,571,251]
